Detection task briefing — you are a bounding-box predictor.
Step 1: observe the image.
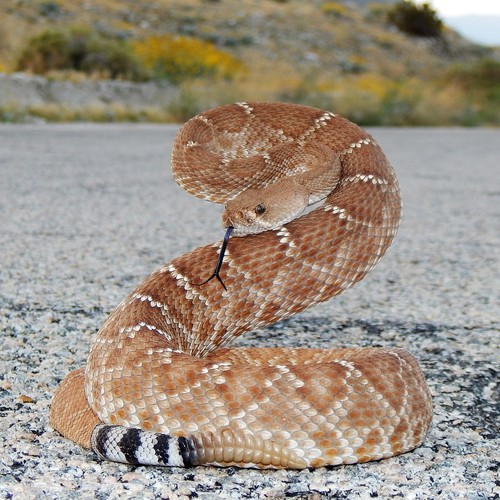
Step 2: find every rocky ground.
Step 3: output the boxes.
[0,73,179,111]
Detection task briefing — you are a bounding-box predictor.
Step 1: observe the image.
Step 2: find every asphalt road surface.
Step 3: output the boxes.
[0,124,498,499]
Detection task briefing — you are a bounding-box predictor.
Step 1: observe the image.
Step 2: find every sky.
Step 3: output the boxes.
[428,0,500,45]
[428,0,500,17]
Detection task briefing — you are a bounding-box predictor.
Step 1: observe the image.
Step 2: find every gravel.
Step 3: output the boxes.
[0,124,498,499]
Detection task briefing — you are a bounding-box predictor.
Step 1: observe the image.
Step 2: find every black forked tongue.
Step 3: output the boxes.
[196,226,234,291]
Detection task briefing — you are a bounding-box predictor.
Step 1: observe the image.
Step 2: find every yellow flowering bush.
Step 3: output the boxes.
[321,2,348,17]
[132,35,245,83]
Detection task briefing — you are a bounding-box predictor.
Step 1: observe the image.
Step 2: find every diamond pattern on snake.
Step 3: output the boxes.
[50,102,432,469]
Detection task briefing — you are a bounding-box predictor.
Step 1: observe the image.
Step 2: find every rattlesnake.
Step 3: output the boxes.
[50,102,432,469]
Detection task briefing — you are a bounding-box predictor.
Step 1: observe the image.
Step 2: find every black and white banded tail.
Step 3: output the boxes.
[91,425,196,467]
[91,425,307,468]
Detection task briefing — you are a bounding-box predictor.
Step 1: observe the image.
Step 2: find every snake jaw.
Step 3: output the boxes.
[222,208,260,235]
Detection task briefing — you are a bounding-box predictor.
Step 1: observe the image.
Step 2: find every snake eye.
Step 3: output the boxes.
[255,203,266,215]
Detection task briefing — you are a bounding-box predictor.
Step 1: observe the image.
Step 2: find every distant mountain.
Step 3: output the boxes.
[444,15,500,46]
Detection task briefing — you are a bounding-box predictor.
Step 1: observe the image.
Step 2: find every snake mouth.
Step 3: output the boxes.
[222,212,251,237]
[229,226,259,237]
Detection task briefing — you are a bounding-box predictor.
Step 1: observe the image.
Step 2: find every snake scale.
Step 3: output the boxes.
[50,102,432,469]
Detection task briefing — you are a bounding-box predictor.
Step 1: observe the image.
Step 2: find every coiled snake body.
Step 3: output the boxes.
[50,102,432,469]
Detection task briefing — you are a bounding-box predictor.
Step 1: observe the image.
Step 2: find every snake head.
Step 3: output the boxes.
[223,179,309,236]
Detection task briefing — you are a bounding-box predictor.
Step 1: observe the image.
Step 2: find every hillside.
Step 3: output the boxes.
[0,0,498,125]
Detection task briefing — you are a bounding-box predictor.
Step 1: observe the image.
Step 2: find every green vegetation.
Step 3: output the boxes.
[447,58,500,92]
[321,2,348,17]
[15,27,245,83]
[0,0,498,125]
[387,1,443,38]
[442,58,500,125]
[0,101,171,123]
[17,27,145,80]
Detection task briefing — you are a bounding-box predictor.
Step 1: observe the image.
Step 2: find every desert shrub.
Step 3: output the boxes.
[132,35,245,83]
[78,35,142,79]
[329,74,432,125]
[366,2,392,21]
[166,86,204,122]
[39,1,62,18]
[387,1,443,38]
[321,2,348,17]
[203,33,254,47]
[17,30,70,73]
[17,27,144,80]
[446,58,500,92]
[443,58,500,125]
[339,55,367,74]
[374,31,399,49]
